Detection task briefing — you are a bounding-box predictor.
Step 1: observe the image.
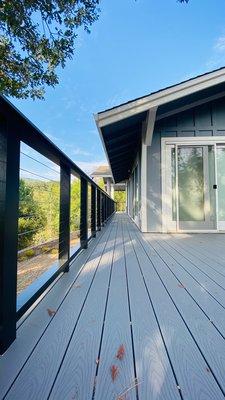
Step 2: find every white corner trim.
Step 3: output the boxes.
[141,143,148,232]
[95,68,225,127]
[144,107,157,146]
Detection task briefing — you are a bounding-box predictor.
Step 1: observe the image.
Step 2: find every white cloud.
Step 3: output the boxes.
[214,36,225,52]
[71,147,91,156]
[205,34,225,70]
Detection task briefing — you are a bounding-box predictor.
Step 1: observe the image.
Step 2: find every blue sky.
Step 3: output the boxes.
[11,0,225,175]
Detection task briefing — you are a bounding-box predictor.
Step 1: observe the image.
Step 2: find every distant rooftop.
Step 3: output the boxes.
[91,165,111,177]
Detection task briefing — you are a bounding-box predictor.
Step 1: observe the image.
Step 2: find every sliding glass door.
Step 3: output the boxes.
[217,146,225,230]
[163,140,225,232]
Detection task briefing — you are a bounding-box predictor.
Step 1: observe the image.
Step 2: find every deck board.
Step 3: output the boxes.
[93,216,136,400]
[130,226,225,400]
[0,222,112,400]
[2,214,225,399]
[122,219,180,400]
[149,235,225,309]
[3,221,114,400]
[48,219,118,400]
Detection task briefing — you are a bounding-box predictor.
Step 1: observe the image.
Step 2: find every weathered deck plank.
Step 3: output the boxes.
[161,233,225,282]
[149,235,225,309]
[93,218,136,400]
[169,234,225,277]
[130,226,225,400]
[122,219,180,400]
[0,222,112,399]
[4,220,114,400]
[2,214,225,400]
[48,219,118,400]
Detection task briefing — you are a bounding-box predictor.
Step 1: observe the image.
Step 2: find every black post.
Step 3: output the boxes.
[107,198,109,219]
[59,164,70,271]
[80,177,88,249]
[0,117,20,354]
[105,197,108,221]
[91,185,96,237]
[97,190,101,231]
[101,195,105,226]
[104,196,107,223]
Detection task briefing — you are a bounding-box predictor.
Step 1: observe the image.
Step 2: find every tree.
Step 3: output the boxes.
[70,178,81,232]
[18,179,46,250]
[0,1,100,99]
[0,1,189,100]
[114,190,126,212]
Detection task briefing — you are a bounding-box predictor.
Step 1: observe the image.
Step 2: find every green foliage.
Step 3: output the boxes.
[18,179,46,250]
[0,1,188,100]
[114,190,126,212]
[70,178,81,232]
[0,1,100,99]
[29,180,60,243]
[97,178,105,190]
[18,177,82,251]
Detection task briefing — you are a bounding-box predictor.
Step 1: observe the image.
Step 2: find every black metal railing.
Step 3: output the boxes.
[0,95,115,354]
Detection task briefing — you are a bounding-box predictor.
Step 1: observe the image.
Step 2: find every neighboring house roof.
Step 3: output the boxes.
[91,165,112,178]
[95,67,225,183]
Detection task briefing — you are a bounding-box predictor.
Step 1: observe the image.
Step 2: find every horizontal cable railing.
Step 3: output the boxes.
[0,95,116,354]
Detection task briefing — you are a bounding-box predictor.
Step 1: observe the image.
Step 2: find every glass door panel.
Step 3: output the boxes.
[178,146,205,223]
[217,146,225,230]
[178,145,216,230]
[164,143,217,232]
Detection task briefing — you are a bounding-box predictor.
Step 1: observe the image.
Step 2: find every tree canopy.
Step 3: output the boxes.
[0,1,189,100]
[0,0,100,99]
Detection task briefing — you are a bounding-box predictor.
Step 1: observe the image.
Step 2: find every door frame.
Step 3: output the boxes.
[161,136,225,233]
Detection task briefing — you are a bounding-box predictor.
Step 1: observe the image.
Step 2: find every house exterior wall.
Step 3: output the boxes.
[146,96,225,232]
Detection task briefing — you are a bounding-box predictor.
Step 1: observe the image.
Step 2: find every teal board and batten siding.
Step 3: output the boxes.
[146,96,225,232]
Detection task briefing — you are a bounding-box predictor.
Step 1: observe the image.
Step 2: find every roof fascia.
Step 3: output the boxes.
[95,68,225,128]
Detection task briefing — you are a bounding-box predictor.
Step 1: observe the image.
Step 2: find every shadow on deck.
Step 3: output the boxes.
[1,213,225,399]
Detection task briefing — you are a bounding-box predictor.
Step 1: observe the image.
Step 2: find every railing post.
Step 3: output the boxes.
[101,194,105,226]
[107,198,110,219]
[97,190,101,231]
[91,185,96,237]
[80,177,88,249]
[0,118,20,354]
[104,196,107,222]
[59,164,70,272]
[106,197,108,220]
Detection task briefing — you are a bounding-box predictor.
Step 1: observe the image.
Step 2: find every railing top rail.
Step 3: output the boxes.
[0,95,114,201]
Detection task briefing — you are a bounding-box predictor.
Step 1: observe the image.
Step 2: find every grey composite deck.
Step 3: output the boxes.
[1,214,225,399]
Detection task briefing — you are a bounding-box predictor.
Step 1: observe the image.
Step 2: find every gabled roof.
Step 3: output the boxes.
[95,67,225,183]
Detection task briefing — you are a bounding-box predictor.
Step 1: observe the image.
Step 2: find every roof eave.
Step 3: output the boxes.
[94,113,116,184]
[95,67,225,128]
